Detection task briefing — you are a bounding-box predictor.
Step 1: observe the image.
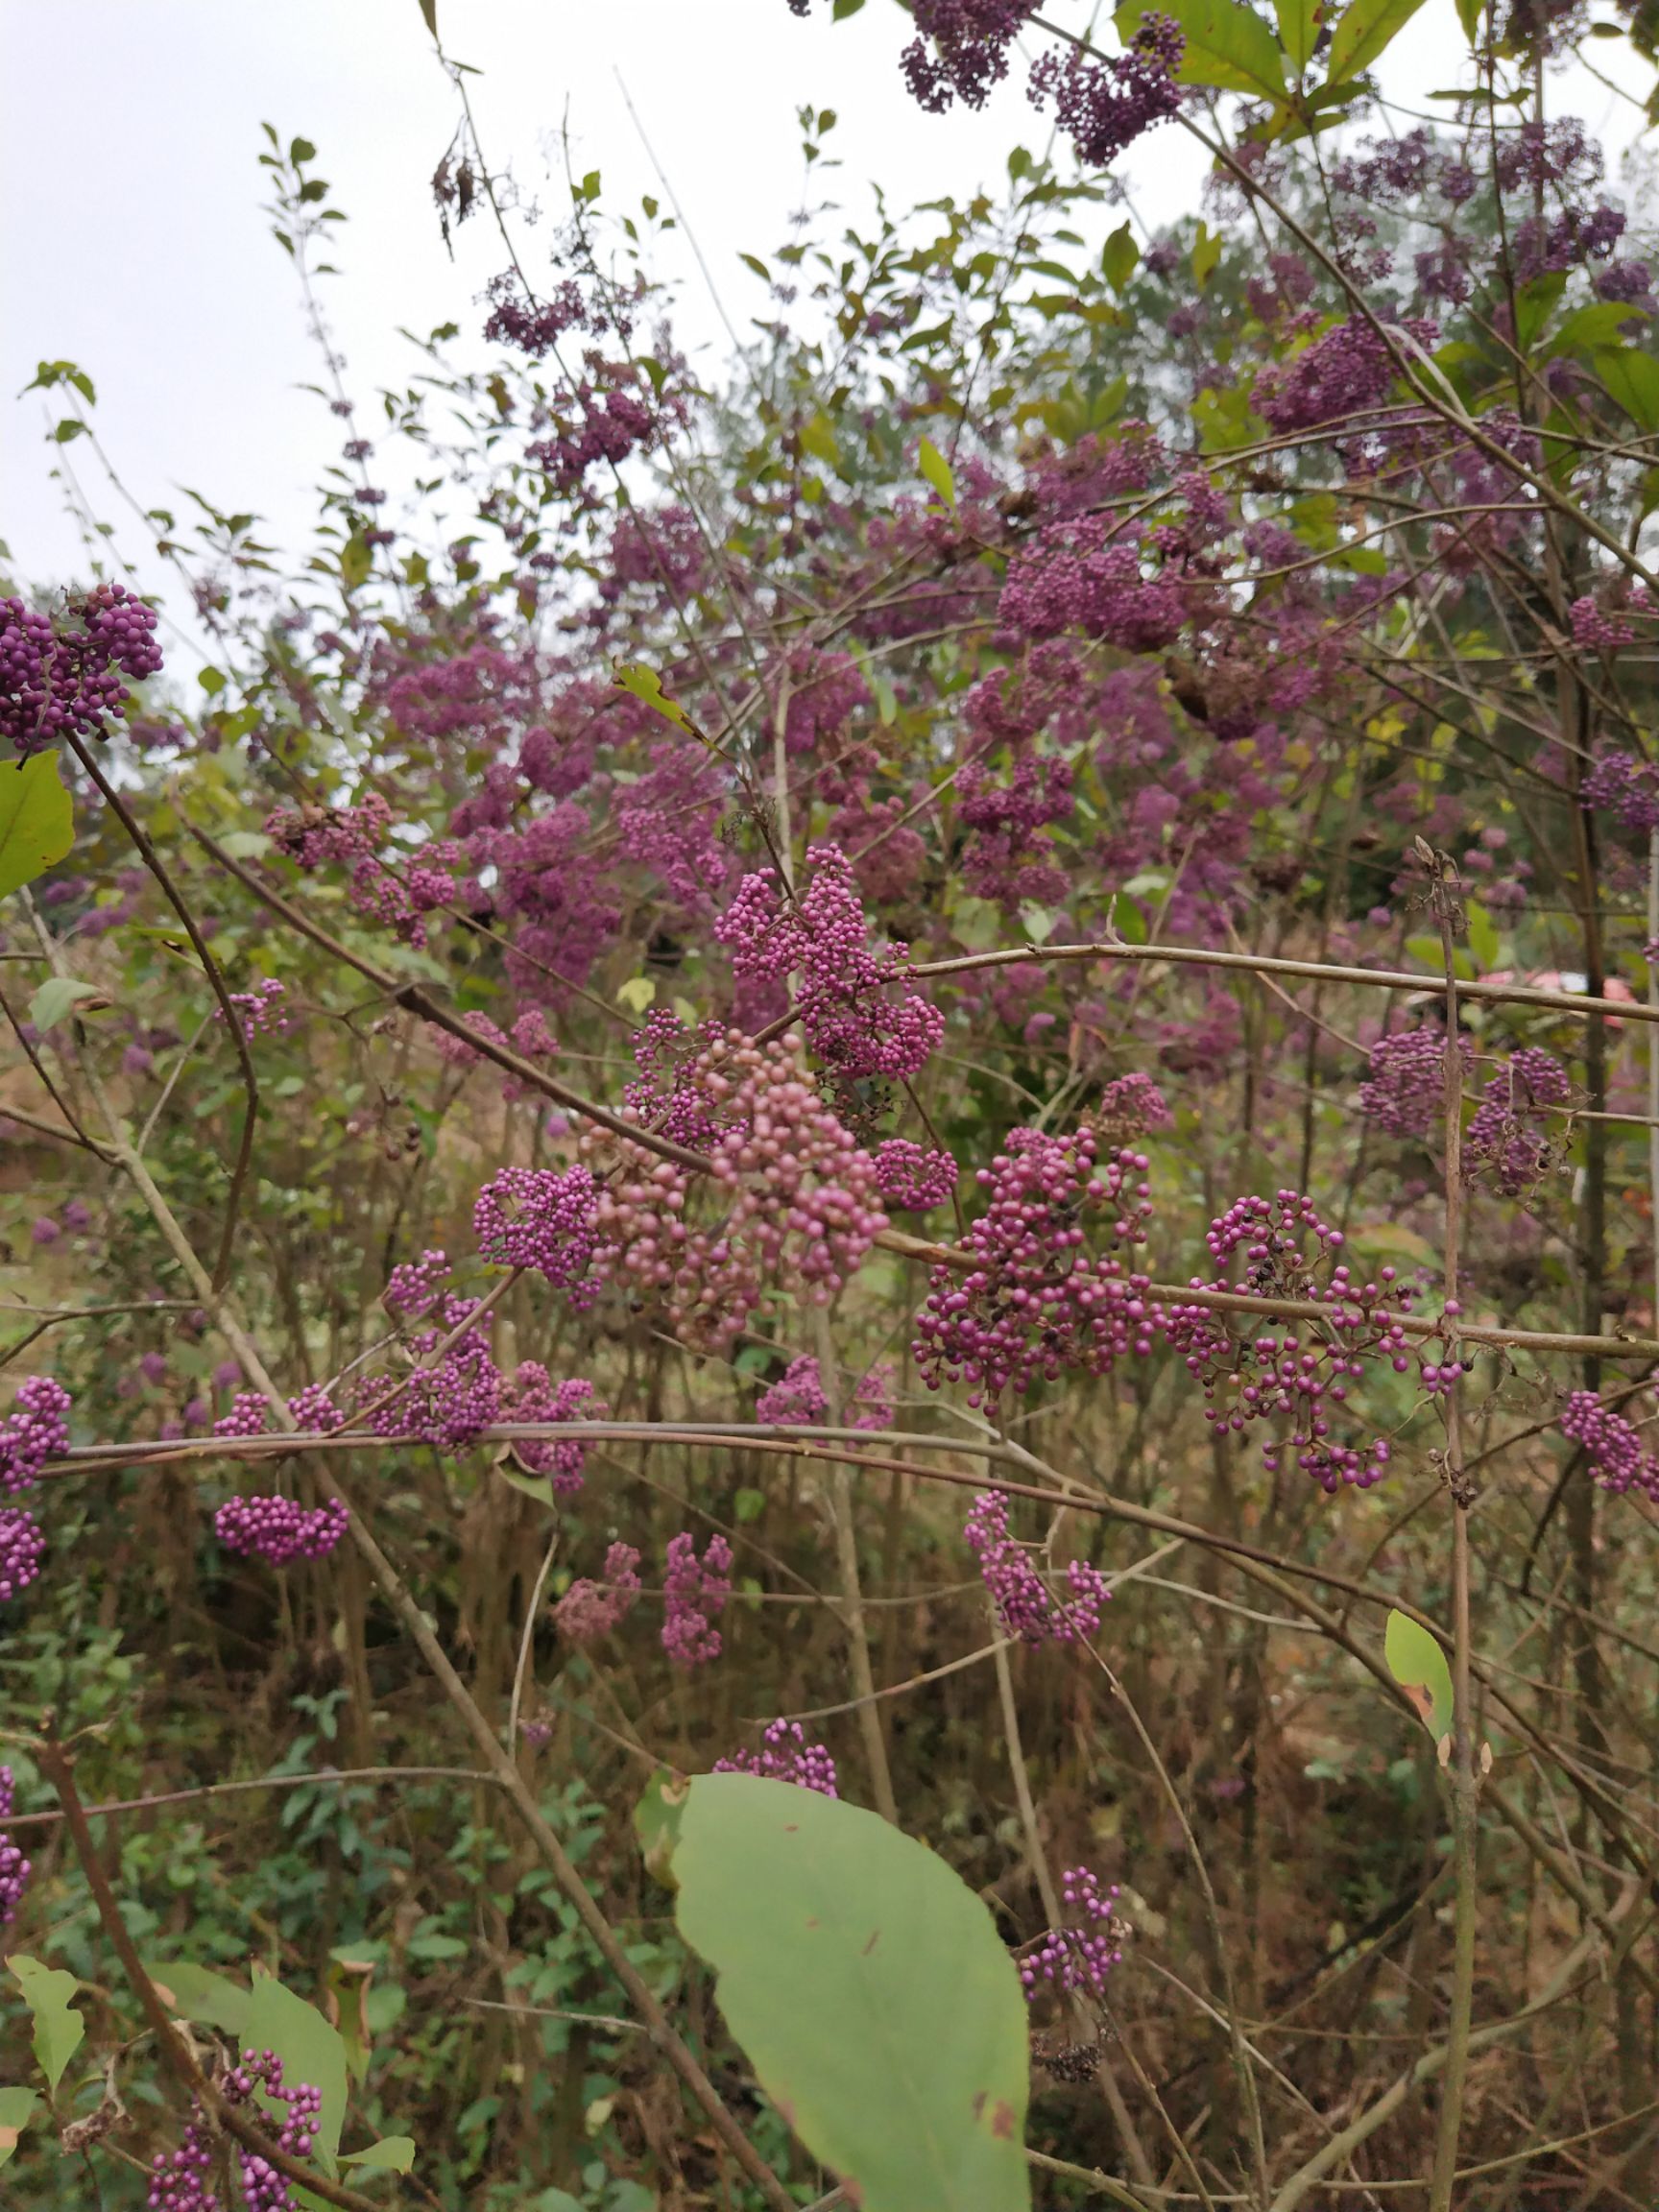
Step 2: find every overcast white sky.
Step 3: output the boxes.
[2,0,1648,660]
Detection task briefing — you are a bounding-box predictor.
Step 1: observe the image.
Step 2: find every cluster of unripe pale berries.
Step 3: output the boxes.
[0,585,162,755]
[1170,1192,1418,1492]
[553,1542,642,1645]
[714,1718,840,1796]
[149,2049,321,2212]
[0,1376,70,1606]
[716,845,944,1086]
[0,1767,31,1925]
[1560,1389,1659,1503]
[215,1493,349,1567]
[966,1489,1111,1644]
[1465,1046,1569,1193]
[587,1031,890,1352]
[913,1128,1159,1403]
[661,1531,733,1668]
[1019,1867,1127,2006]
[870,1137,958,1213]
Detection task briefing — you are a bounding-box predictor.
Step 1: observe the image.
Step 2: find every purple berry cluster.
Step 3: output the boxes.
[0,585,162,756]
[472,1164,603,1305]
[754,1353,894,1430]
[285,1383,344,1434]
[716,845,944,1087]
[219,978,290,1035]
[501,1365,603,1491]
[1096,1070,1172,1135]
[913,1128,1159,1403]
[1465,1046,1569,1194]
[149,2049,321,2212]
[0,1376,68,1607]
[1359,1029,1467,1142]
[1027,14,1184,170]
[899,0,1031,112]
[0,1767,32,1925]
[1569,594,1638,652]
[1169,1191,1417,1492]
[215,1493,349,1566]
[661,1531,733,1669]
[213,1391,271,1439]
[1019,1867,1127,2005]
[553,1541,642,1645]
[966,1489,1111,1644]
[383,1247,452,1319]
[714,1718,839,1796]
[871,1137,958,1213]
[1582,748,1659,834]
[1560,1389,1659,1503]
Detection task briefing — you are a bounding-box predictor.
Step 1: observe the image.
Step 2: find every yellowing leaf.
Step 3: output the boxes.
[616,974,657,1015]
[918,436,957,510]
[1385,1610,1454,1739]
[613,661,696,737]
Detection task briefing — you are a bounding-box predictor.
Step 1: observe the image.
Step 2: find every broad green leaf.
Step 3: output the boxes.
[9,1956,84,2093]
[1385,1610,1454,1739]
[1455,0,1483,39]
[1323,0,1429,84]
[1544,301,1648,362]
[1118,0,1286,98]
[918,436,957,509]
[220,830,274,860]
[1275,0,1318,73]
[0,751,74,902]
[1464,902,1500,973]
[950,894,1004,952]
[613,661,696,737]
[1595,345,1659,433]
[28,977,100,1033]
[672,1774,1030,2212]
[339,533,372,589]
[245,1967,349,2166]
[495,1462,556,1507]
[616,974,657,1016]
[341,2136,416,2173]
[1019,902,1056,944]
[1101,221,1140,297]
[634,1766,689,1889]
[1191,220,1223,289]
[146,1960,252,2036]
[800,412,840,469]
[0,2085,39,2168]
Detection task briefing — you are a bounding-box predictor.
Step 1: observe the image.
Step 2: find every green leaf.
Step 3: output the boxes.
[634,1766,689,1889]
[341,2136,416,2173]
[1323,0,1429,84]
[1019,902,1056,944]
[1275,0,1319,73]
[339,533,373,590]
[0,751,74,902]
[0,2086,39,2168]
[831,0,867,15]
[418,0,438,38]
[244,1967,349,2166]
[918,436,956,509]
[1385,1610,1454,1740]
[9,1956,85,2093]
[1464,902,1500,973]
[1595,345,1659,433]
[495,1463,556,1507]
[672,1774,1029,2212]
[1118,0,1286,97]
[1101,222,1140,296]
[28,977,100,1033]
[144,1961,252,2036]
[1455,0,1483,39]
[616,974,657,1016]
[1544,301,1649,361]
[1191,220,1222,289]
[613,661,696,737]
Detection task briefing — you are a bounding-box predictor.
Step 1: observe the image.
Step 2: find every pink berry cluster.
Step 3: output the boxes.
[1027,14,1184,170]
[714,1718,839,1796]
[1096,1070,1172,1136]
[219,978,289,1035]
[1019,1867,1127,2006]
[1560,1389,1659,1503]
[622,1008,740,1152]
[1582,748,1659,835]
[215,1493,349,1566]
[0,585,162,755]
[871,1137,958,1212]
[966,1489,1110,1643]
[1465,1046,1569,1193]
[214,1390,272,1438]
[362,1297,500,1453]
[472,1164,603,1306]
[1359,1029,1466,1142]
[1169,1191,1417,1491]
[661,1531,733,1668]
[501,1366,603,1490]
[0,1767,32,1925]
[553,1541,642,1645]
[754,1354,895,1430]
[913,1128,1159,1403]
[586,1030,889,1351]
[0,1376,69,1607]
[149,2048,321,2212]
[1569,594,1638,652]
[716,845,944,1087]
[285,1383,344,1434]
[383,1247,452,1318]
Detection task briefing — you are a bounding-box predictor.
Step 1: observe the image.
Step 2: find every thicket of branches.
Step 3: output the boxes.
[5,0,1659,2204]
